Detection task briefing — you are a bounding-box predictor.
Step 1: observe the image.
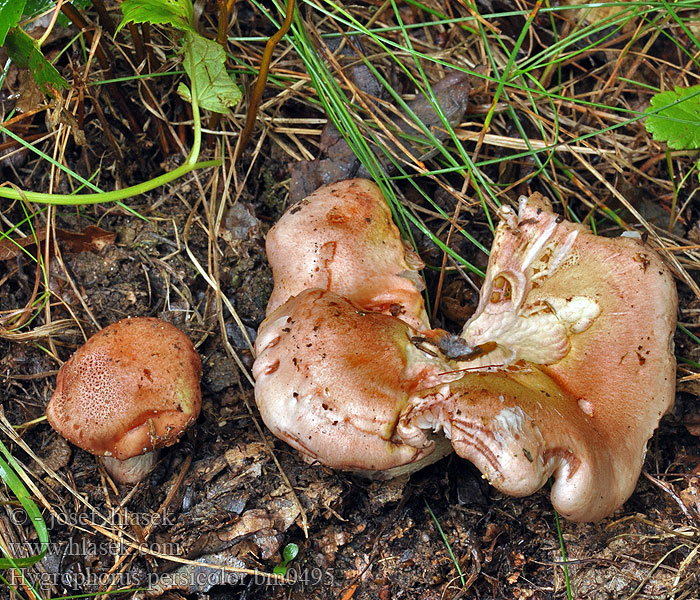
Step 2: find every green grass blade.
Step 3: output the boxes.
[0,440,49,568]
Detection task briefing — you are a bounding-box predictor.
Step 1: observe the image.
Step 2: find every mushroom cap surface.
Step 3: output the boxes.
[401,193,677,521]
[265,178,429,331]
[47,317,202,461]
[254,288,455,474]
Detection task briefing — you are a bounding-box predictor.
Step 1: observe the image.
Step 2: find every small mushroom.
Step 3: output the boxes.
[265,178,429,331]
[254,288,456,476]
[399,193,677,520]
[47,317,202,484]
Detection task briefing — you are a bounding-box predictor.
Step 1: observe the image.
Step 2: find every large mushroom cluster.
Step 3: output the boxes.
[253,179,678,521]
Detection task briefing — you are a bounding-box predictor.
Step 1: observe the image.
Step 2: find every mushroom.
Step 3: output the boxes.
[255,181,676,521]
[264,178,429,331]
[47,317,202,484]
[253,288,457,476]
[399,193,677,520]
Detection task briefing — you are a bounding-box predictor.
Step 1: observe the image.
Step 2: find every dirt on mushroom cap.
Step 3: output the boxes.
[264,178,429,331]
[254,288,456,474]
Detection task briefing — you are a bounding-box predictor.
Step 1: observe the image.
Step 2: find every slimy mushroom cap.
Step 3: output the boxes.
[401,193,677,520]
[254,288,454,476]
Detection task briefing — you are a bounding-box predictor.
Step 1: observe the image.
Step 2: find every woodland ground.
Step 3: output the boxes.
[1,1,700,599]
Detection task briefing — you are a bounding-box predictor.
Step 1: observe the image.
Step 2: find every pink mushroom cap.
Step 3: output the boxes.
[47,317,202,483]
[264,178,429,331]
[400,193,677,520]
[254,288,455,476]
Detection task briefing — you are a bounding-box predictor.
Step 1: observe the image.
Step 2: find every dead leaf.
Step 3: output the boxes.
[0,225,115,261]
[217,509,273,544]
[507,571,521,584]
[679,477,700,515]
[16,69,45,114]
[145,550,249,595]
[339,583,358,600]
[289,70,470,202]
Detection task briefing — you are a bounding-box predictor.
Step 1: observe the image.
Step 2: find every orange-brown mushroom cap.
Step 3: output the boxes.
[254,289,456,475]
[265,178,429,331]
[47,317,202,466]
[400,193,677,521]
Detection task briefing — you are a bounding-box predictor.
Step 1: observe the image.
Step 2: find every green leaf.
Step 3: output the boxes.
[23,0,52,18]
[119,0,240,114]
[283,542,299,563]
[118,0,194,34]
[179,31,241,114]
[272,543,299,576]
[0,0,26,45]
[4,26,68,97]
[177,82,192,103]
[645,85,700,150]
[0,440,49,568]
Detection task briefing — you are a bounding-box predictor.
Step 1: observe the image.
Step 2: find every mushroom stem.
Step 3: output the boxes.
[100,452,159,485]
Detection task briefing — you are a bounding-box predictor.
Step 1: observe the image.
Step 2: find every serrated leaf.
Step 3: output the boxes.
[181,31,241,114]
[645,85,700,150]
[0,0,26,45]
[118,0,194,34]
[4,27,68,97]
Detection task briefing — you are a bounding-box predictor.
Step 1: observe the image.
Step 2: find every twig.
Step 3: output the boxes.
[235,0,296,160]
